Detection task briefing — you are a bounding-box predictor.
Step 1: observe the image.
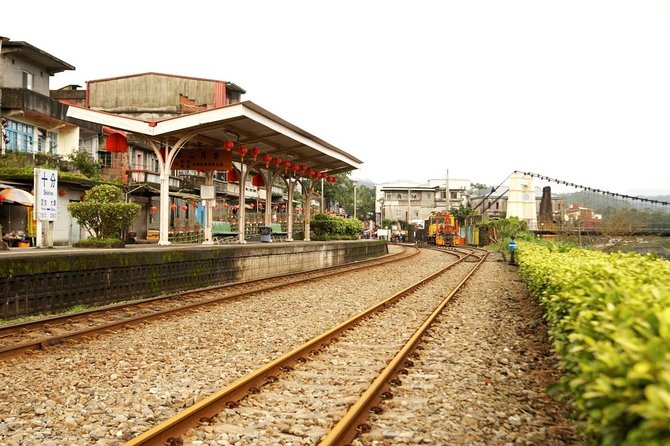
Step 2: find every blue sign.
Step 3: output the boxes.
[508,241,517,251]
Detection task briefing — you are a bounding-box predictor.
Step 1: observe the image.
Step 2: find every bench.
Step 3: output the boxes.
[212,221,238,243]
[271,223,289,242]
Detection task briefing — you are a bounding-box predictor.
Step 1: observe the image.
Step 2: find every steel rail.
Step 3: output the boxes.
[320,251,488,445]
[123,248,471,446]
[0,246,422,361]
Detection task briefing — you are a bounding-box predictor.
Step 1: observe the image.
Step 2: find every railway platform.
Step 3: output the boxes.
[0,239,388,319]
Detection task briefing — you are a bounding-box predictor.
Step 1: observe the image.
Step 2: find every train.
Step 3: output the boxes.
[423,212,462,246]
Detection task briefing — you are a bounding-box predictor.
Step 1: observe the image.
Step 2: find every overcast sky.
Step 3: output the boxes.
[5,1,670,195]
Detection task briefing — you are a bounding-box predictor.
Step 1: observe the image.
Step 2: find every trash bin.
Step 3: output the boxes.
[260,226,272,242]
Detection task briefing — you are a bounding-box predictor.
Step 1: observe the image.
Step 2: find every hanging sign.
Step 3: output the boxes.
[171,148,232,171]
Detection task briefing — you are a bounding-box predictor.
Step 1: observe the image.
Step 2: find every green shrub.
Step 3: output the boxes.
[73,237,125,248]
[518,241,670,445]
[311,213,364,239]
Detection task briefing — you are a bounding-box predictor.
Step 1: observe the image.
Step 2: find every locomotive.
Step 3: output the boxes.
[425,212,461,246]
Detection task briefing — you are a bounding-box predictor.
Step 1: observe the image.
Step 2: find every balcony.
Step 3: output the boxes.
[127,169,180,189]
[1,88,99,132]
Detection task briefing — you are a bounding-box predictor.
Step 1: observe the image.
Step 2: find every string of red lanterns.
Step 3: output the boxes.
[220,139,338,183]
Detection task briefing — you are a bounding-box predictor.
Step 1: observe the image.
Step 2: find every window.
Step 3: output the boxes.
[426,193,432,200]
[395,210,403,218]
[5,120,34,152]
[412,211,419,218]
[396,193,402,200]
[98,151,112,167]
[22,71,34,90]
[411,193,419,200]
[37,130,57,153]
[49,132,58,153]
[451,191,458,199]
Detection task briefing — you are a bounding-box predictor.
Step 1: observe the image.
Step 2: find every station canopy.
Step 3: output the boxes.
[67,100,362,175]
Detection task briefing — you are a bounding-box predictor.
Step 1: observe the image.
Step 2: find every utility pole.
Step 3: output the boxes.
[352,179,357,220]
[321,177,324,212]
[446,169,450,211]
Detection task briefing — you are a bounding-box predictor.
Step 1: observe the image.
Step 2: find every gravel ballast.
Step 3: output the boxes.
[0,248,580,445]
[357,253,582,446]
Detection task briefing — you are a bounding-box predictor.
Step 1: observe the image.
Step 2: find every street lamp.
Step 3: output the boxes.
[352,179,358,220]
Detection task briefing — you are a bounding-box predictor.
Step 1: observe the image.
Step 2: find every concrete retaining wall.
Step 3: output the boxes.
[0,241,388,319]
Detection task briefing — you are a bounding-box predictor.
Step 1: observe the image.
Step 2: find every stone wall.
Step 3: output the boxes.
[0,241,387,319]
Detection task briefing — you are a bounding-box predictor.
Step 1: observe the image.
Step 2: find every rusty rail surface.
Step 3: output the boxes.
[0,246,424,361]
[124,247,478,446]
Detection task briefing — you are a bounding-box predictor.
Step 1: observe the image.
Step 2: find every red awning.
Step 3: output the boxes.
[102,126,128,137]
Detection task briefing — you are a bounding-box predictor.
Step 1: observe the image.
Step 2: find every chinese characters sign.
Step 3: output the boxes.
[34,168,58,221]
[172,149,232,171]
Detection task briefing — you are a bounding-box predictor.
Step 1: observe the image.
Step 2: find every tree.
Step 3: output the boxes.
[355,185,375,221]
[320,173,376,220]
[68,185,140,240]
[67,149,101,179]
[451,204,477,225]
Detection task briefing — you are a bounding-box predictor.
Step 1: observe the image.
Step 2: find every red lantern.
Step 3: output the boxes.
[223,202,229,208]
[227,169,239,182]
[249,203,255,209]
[224,140,235,150]
[282,160,291,170]
[307,169,315,178]
[237,145,248,157]
[170,203,177,210]
[273,205,278,210]
[251,146,261,158]
[150,205,157,213]
[281,203,286,209]
[291,164,300,173]
[251,173,265,187]
[272,157,282,167]
[181,204,188,211]
[262,154,273,167]
[300,164,308,172]
[105,133,128,153]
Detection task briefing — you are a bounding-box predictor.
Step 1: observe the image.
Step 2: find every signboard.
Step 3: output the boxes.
[171,149,232,171]
[34,168,58,221]
[508,240,517,251]
[200,185,215,200]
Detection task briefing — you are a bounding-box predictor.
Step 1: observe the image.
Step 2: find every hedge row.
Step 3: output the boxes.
[517,241,670,446]
[310,213,364,240]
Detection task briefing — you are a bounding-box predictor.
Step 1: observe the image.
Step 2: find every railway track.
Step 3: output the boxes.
[125,248,487,445]
[0,245,425,361]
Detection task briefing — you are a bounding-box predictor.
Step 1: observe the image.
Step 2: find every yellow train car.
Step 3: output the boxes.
[425,212,461,246]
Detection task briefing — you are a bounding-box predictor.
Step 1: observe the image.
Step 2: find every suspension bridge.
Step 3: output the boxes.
[481,171,670,236]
